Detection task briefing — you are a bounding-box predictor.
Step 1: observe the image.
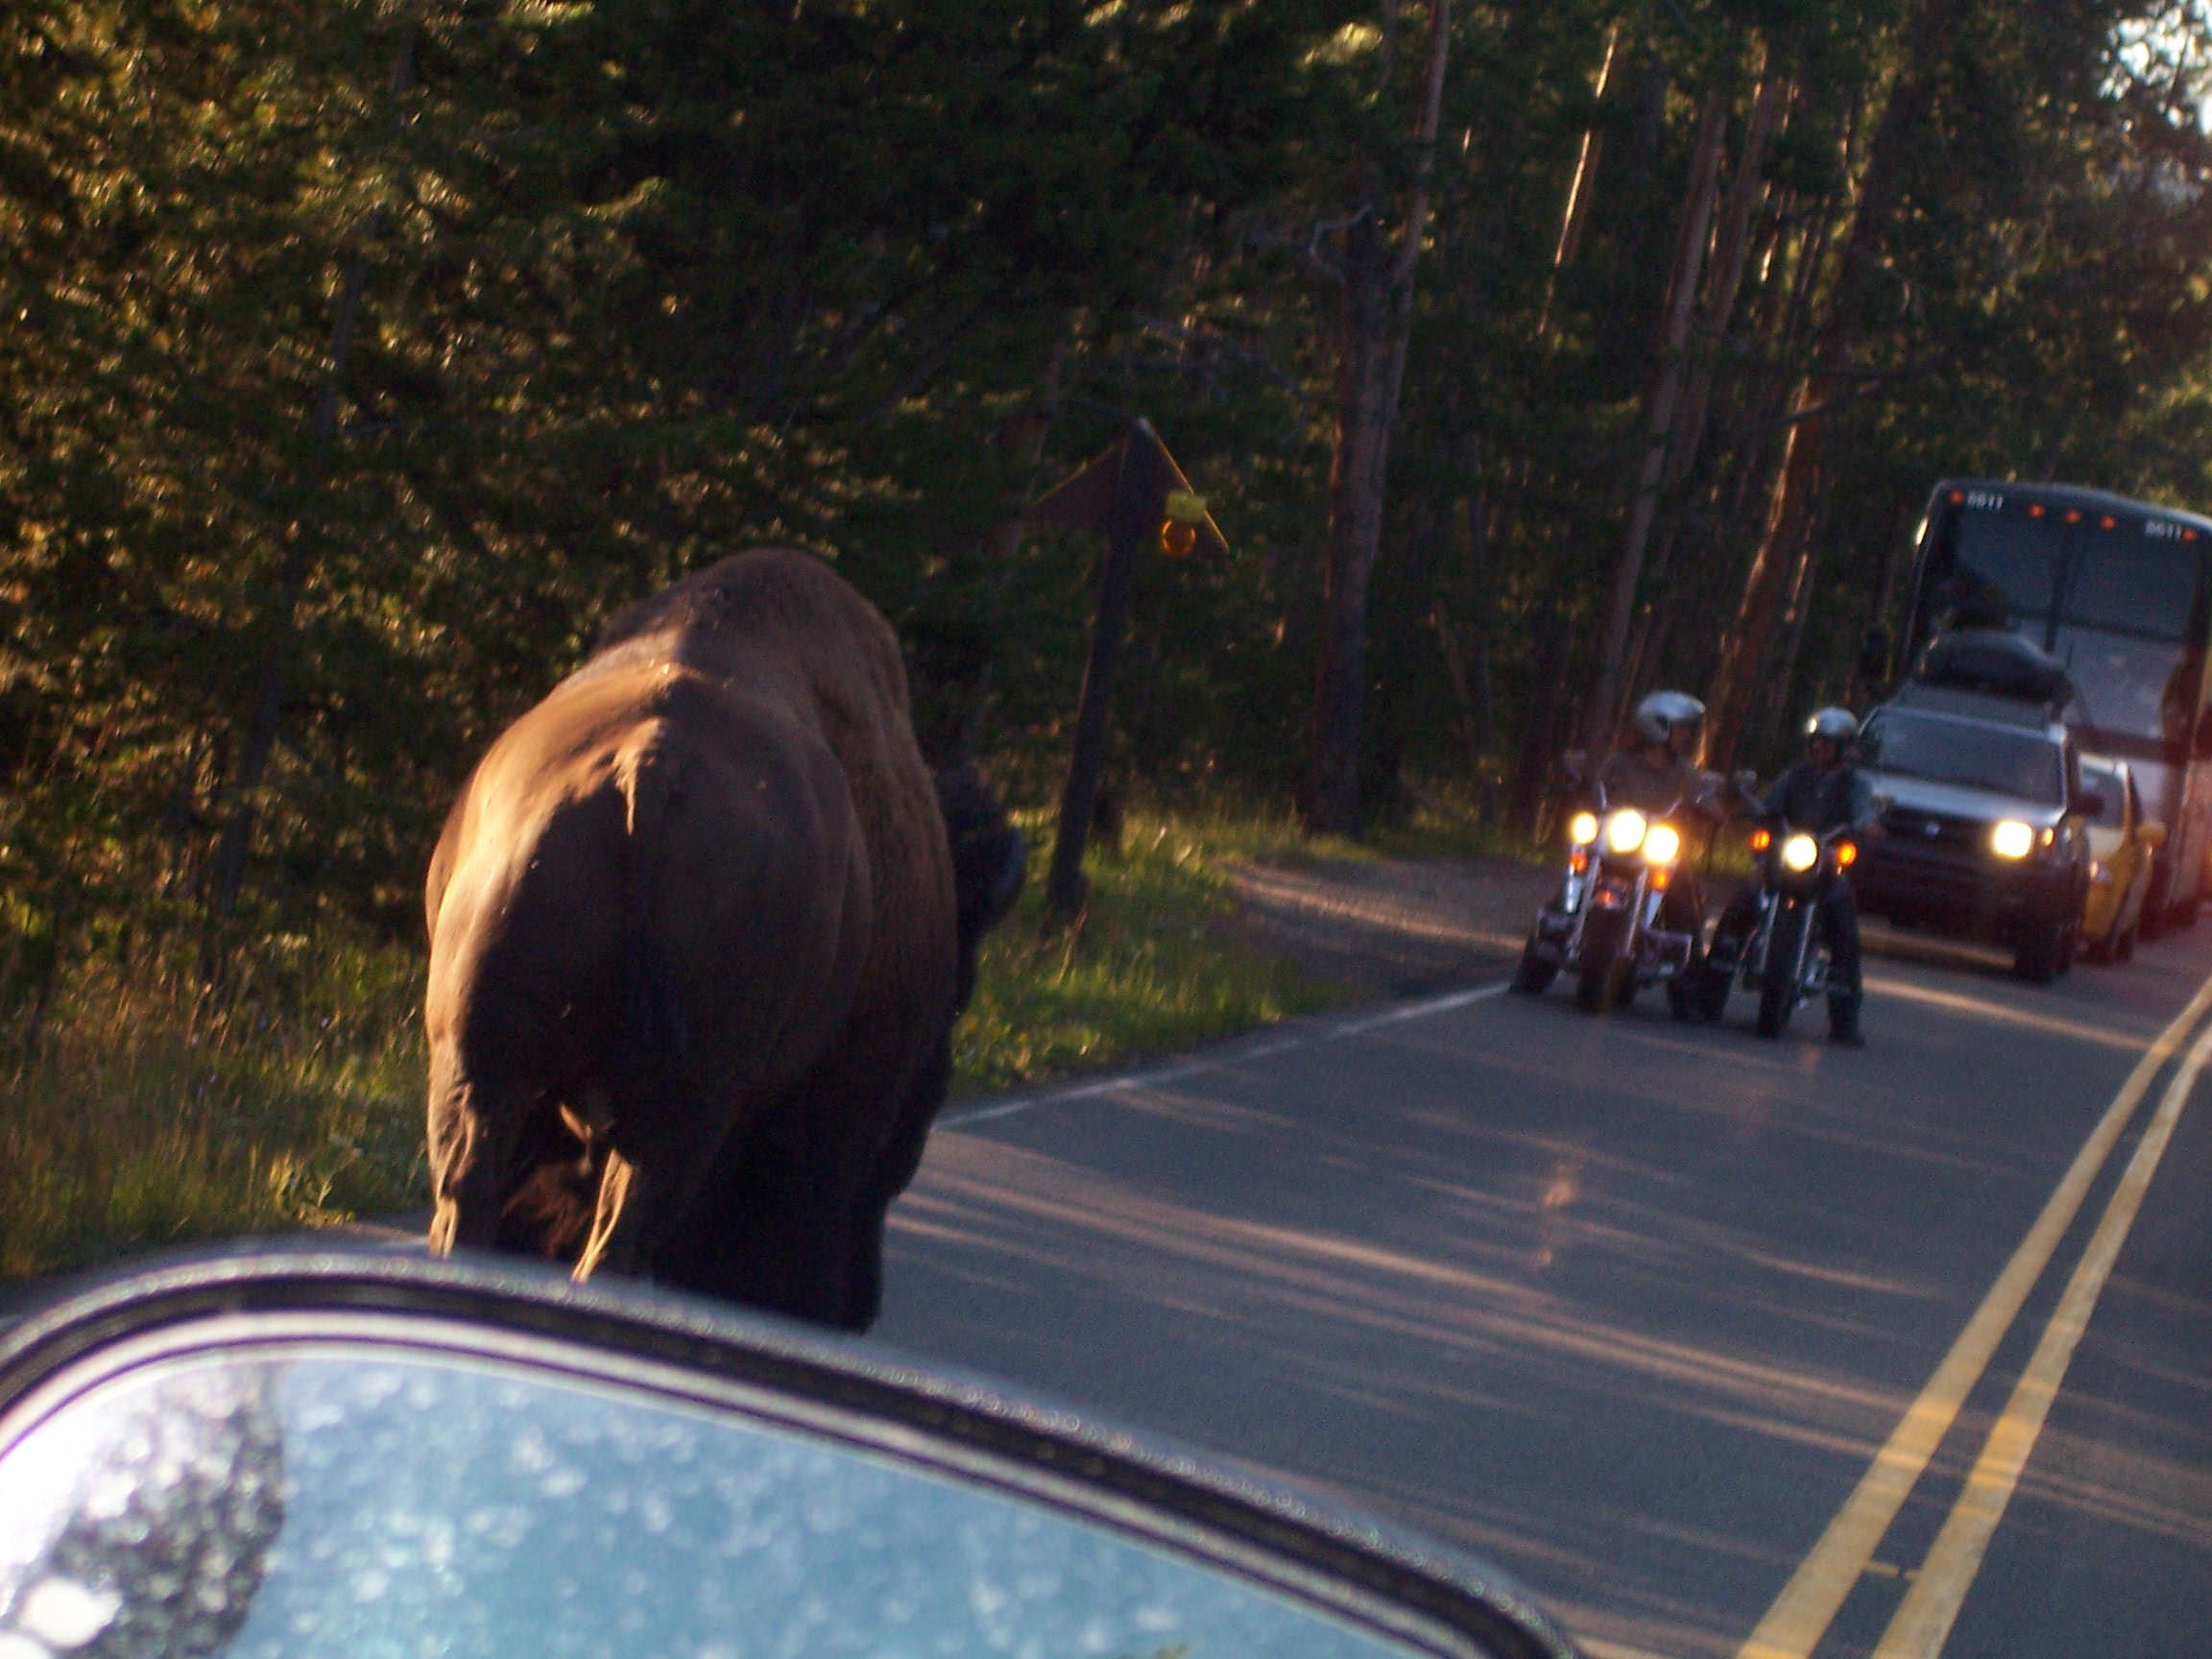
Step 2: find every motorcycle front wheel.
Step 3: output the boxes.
[1576,912,1627,1012]
[1511,935,1558,995]
[1757,904,1807,1038]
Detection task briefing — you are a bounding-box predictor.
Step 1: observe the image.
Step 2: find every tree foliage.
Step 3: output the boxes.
[8,0,2212,988]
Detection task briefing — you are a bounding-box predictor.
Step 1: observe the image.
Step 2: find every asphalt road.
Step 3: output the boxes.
[875,925,2212,1659]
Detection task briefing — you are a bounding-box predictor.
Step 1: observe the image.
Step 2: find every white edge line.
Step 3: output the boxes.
[939,979,1507,1128]
[1327,980,1509,1036]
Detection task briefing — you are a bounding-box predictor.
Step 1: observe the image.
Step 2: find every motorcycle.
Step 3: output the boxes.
[1513,781,1704,1015]
[1728,821,1860,1038]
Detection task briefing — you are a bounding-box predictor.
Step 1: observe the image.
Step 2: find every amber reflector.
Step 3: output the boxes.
[1159,520,1198,559]
[1837,842,1859,867]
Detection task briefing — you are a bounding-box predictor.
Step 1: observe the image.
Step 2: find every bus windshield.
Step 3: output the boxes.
[1947,509,2065,622]
[1861,711,2066,805]
[2063,534,2200,637]
[1920,493,2207,745]
[1929,499,2200,640]
[2055,627,2202,748]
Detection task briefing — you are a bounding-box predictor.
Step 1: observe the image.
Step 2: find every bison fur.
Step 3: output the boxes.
[423,549,1020,1329]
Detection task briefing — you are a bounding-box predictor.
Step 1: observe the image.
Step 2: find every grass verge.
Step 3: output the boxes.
[0,933,428,1280]
[953,804,1355,1094]
[3,795,1515,1279]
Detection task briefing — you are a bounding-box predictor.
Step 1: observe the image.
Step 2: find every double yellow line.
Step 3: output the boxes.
[1738,967,2212,1659]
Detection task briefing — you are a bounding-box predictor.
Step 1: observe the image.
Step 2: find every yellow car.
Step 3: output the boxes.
[2080,755,2165,962]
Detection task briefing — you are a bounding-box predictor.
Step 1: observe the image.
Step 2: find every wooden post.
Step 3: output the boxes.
[1045,441,1146,919]
[1028,421,1225,925]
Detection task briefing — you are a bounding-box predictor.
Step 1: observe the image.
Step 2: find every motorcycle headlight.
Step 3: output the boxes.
[1602,810,1648,855]
[1991,819,2034,859]
[1569,810,1599,847]
[1644,823,1682,866]
[1781,832,1819,873]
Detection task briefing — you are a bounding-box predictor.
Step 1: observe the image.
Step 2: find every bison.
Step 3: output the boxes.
[423,549,1022,1329]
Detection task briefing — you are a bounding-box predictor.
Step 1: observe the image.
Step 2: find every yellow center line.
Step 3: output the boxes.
[1733,967,2212,1659]
[1871,1013,2212,1658]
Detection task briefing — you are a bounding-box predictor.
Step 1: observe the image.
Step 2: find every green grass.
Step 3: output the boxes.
[2,794,1523,1279]
[0,932,429,1280]
[953,804,1355,1093]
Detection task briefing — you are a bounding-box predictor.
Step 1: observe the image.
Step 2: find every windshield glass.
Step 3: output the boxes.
[0,1347,1406,1659]
[2078,759,2128,827]
[1861,711,2065,804]
[2061,530,2200,638]
[2055,626,2201,748]
[1945,506,2065,623]
[1928,499,2200,644]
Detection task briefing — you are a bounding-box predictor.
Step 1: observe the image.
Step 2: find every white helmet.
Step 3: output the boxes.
[1631,689,1706,745]
[1806,706,1861,746]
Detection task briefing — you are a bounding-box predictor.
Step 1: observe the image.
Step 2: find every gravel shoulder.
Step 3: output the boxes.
[1222,852,2031,999]
[1225,854,1554,997]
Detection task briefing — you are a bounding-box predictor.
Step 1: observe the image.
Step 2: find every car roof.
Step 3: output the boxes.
[0,1242,1577,1659]
[1874,684,2070,742]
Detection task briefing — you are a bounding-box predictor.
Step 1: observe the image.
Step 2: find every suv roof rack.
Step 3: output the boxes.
[1888,682,2059,730]
[1911,628,2073,715]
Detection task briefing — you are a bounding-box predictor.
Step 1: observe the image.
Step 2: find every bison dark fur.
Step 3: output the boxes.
[423,549,1020,1329]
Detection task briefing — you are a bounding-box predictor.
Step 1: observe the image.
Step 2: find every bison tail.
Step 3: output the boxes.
[614,740,691,1115]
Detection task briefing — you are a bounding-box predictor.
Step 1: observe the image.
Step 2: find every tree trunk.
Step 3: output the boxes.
[1301,0,1452,838]
[202,26,417,979]
[1536,23,1620,336]
[1580,85,1730,754]
[1509,574,1573,830]
[1667,61,1791,492]
[1704,0,1959,767]
[1759,467,1832,748]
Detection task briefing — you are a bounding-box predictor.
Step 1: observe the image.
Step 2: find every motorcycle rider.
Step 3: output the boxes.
[1700,707,1881,1045]
[1590,690,1729,941]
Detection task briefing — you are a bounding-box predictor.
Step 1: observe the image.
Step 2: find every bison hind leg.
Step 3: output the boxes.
[573,1147,649,1282]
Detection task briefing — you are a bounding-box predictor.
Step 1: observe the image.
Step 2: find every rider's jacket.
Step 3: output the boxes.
[1760,759,1878,834]
[1598,749,1704,815]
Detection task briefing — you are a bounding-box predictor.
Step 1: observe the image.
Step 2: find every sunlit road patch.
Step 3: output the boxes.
[881,926,2212,1659]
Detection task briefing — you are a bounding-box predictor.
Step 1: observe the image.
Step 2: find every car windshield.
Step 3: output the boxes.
[1860,711,2065,804]
[0,1346,1406,1659]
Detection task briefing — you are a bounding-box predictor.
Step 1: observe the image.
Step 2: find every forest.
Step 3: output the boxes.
[9,0,2212,998]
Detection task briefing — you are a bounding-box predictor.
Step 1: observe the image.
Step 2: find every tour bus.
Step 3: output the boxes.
[1900,479,2212,928]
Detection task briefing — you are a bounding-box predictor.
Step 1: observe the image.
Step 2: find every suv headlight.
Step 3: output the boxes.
[1602,810,1647,854]
[1991,820,2035,859]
